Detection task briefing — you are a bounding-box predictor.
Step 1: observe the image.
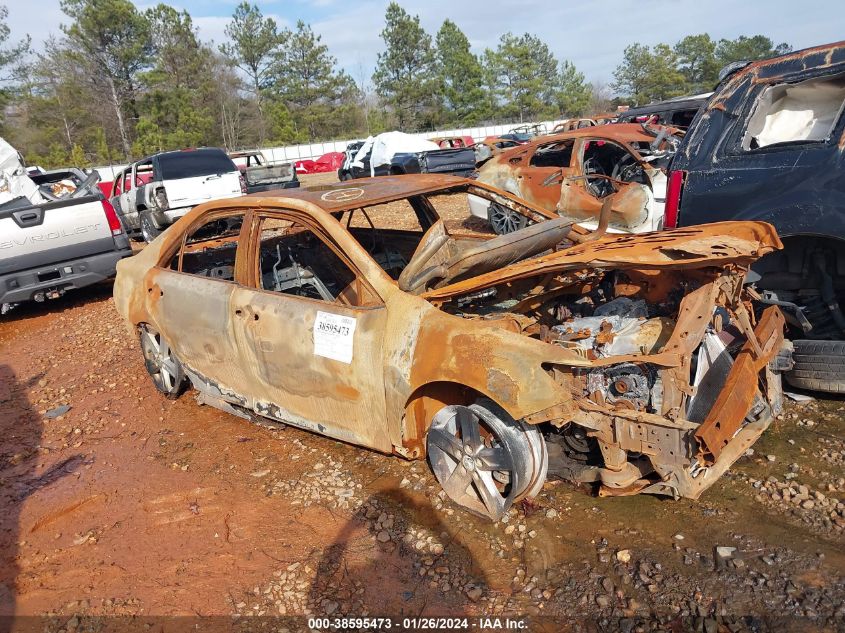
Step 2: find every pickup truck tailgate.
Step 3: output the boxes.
[422,147,476,175]
[0,196,114,274]
[246,163,295,186]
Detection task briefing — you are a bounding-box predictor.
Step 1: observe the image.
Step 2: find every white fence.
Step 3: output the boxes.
[93,117,568,181]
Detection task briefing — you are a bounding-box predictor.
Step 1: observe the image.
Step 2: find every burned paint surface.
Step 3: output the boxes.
[475,124,681,233]
[114,175,787,504]
[672,40,845,241]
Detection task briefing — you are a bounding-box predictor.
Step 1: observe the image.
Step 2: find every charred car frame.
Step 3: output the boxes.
[114,175,786,520]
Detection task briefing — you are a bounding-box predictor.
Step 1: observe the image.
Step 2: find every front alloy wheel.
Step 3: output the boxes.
[427,403,546,521]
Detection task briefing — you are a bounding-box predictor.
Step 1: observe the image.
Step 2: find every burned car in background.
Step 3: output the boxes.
[114,175,786,521]
[616,93,712,130]
[471,123,681,235]
[667,41,845,393]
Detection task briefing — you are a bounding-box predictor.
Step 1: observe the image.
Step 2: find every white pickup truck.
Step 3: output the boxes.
[109,148,244,243]
[0,159,132,313]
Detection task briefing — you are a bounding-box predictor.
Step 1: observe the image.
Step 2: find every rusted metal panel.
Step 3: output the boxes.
[694,306,785,464]
[113,175,789,505]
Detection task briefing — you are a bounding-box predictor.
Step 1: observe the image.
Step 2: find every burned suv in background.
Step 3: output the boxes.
[110,148,244,243]
[667,41,845,392]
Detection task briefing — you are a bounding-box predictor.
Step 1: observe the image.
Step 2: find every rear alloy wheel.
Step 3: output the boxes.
[488,202,528,235]
[140,326,186,399]
[139,213,161,243]
[427,403,547,521]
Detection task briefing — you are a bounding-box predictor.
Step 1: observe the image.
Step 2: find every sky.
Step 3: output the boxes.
[5,0,845,87]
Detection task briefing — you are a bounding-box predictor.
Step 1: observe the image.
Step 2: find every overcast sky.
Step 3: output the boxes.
[6,0,844,86]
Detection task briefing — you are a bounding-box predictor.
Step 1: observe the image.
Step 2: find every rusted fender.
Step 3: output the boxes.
[694,305,786,464]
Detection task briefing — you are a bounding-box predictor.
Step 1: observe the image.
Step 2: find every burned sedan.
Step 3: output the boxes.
[114,175,786,521]
[471,123,681,235]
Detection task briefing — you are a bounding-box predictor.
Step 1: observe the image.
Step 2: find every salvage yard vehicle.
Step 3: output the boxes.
[229,150,299,193]
[473,137,523,166]
[110,148,245,243]
[0,144,131,313]
[114,174,788,521]
[667,41,845,392]
[471,123,681,235]
[551,114,617,133]
[616,93,712,130]
[338,132,476,181]
[430,135,476,149]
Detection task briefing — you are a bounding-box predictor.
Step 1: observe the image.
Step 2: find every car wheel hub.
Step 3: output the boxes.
[426,404,546,521]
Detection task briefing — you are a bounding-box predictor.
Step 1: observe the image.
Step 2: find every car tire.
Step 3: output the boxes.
[140,213,161,243]
[139,326,187,399]
[785,339,845,393]
[488,201,528,235]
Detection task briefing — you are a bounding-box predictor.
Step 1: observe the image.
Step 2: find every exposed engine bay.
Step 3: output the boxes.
[431,256,788,500]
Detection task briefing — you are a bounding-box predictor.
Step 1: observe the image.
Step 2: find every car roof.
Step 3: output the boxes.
[244,174,472,212]
[135,147,229,164]
[511,123,670,148]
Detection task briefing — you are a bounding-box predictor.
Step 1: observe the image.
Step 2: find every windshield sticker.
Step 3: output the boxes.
[314,311,357,363]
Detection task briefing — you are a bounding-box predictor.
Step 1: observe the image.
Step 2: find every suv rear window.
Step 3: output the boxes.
[157,150,237,180]
[741,72,845,149]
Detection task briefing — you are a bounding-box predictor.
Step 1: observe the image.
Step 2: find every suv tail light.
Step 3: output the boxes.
[101,200,123,236]
[238,173,248,194]
[664,169,686,229]
[154,186,169,211]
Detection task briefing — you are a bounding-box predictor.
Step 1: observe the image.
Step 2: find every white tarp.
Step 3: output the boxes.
[352,131,439,177]
[0,137,43,206]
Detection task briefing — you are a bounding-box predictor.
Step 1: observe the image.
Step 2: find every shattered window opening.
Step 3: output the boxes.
[340,199,431,280]
[258,217,359,305]
[581,140,645,198]
[741,72,845,150]
[529,140,575,168]
[177,212,245,281]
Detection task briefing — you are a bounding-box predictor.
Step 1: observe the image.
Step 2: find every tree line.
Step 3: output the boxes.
[0,0,791,168]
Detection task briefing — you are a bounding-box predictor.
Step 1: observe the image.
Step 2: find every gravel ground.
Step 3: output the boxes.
[0,178,843,631]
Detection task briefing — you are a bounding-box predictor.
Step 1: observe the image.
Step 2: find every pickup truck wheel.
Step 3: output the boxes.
[785,339,845,393]
[140,326,187,399]
[426,402,546,521]
[489,202,528,235]
[140,214,161,243]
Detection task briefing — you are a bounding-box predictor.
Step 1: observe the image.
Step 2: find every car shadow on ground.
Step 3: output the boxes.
[309,489,489,619]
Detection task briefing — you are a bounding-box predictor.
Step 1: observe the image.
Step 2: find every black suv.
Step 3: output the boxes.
[667,41,845,392]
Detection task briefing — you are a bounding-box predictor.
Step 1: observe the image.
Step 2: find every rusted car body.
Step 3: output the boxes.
[551,114,617,133]
[114,175,786,520]
[471,124,681,235]
[474,137,524,166]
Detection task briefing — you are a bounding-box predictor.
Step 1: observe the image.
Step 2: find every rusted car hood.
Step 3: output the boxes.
[423,221,781,300]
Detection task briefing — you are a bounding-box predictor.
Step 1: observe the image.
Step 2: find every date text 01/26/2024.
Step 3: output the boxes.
[307,617,529,630]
